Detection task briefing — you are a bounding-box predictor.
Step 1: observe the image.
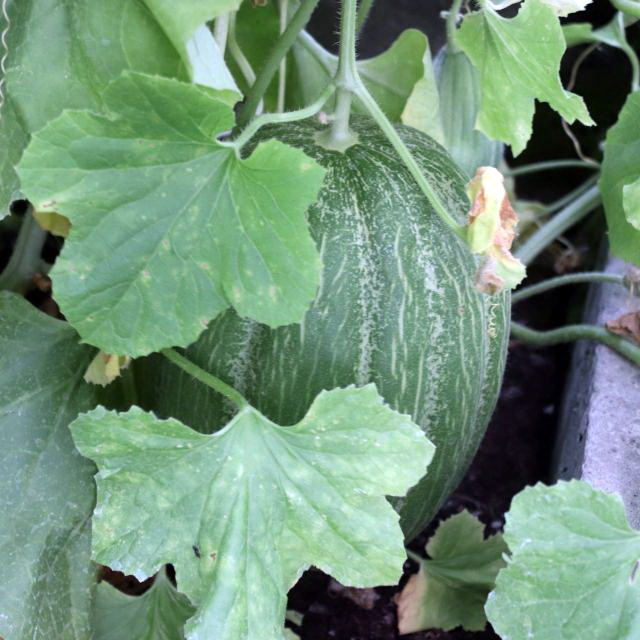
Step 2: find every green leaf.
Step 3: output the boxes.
[18,71,325,357]
[0,94,28,218]
[455,0,593,155]
[0,292,99,639]
[623,177,640,230]
[396,511,506,634]
[0,0,187,215]
[93,567,195,640]
[227,5,436,125]
[71,385,435,640]
[486,481,640,640]
[143,0,240,51]
[600,91,640,265]
[290,30,437,124]
[141,0,241,94]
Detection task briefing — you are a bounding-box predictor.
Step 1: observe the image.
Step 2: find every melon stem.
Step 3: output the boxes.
[320,0,359,150]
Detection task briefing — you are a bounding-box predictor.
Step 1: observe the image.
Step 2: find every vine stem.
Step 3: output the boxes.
[514,185,601,265]
[511,321,640,367]
[405,549,424,564]
[213,13,230,54]
[356,0,375,32]
[544,174,599,216]
[222,84,336,154]
[446,0,464,52]
[611,0,640,19]
[227,13,262,114]
[0,207,47,293]
[355,82,466,238]
[511,272,626,304]
[161,348,249,410]
[277,0,289,113]
[236,0,320,128]
[505,159,599,177]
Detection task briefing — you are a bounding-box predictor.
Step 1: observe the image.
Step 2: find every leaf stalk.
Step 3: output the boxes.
[161,348,249,410]
[236,0,320,128]
[222,84,336,154]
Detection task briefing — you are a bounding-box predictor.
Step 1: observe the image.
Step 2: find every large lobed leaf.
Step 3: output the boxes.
[0,0,240,218]
[0,292,99,639]
[18,71,325,357]
[455,0,593,155]
[599,91,640,265]
[71,385,434,640]
[486,481,640,640]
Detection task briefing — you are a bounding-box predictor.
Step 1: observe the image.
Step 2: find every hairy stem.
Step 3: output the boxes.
[505,159,599,177]
[223,84,336,153]
[356,0,375,32]
[446,0,464,52]
[161,348,249,410]
[514,185,601,265]
[0,207,47,293]
[512,272,626,304]
[321,0,359,149]
[213,13,230,54]
[511,321,640,367]
[277,0,289,112]
[237,0,320,128]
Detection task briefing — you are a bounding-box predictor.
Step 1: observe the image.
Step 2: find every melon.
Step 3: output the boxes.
[136,116,510,540]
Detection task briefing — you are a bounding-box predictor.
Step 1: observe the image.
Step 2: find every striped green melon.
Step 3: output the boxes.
[135,116,510,541]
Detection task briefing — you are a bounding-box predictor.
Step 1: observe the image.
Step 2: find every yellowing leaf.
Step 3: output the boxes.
[84,352,131,387]
[466,167,526,293]
[396,511,506,634]
[33,211,71,238]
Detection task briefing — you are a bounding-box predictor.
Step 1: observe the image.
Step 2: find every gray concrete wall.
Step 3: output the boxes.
[553,258,640,527]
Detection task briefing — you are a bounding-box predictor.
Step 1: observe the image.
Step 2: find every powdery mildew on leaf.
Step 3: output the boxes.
[456,0,593,155]
[18,71,325,357]
[486,481,640,640]
[71,385,434,640]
